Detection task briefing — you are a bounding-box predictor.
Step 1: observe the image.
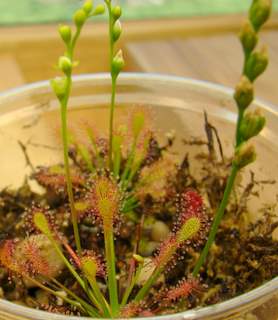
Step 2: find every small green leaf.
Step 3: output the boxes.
[177,217,201,243]
[33,212,52,238]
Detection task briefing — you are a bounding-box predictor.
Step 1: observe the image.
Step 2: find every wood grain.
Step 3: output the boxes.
[126,31,278,104]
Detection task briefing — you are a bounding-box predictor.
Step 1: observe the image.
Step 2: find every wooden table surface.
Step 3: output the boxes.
[0,13,277,104]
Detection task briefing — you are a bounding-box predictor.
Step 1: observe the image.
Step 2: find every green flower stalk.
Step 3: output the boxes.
[51,1,105,255]
[192,0,271,278]
[104,0,125,170]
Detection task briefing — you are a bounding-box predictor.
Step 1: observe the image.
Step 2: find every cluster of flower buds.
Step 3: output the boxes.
[105,0,124,79]
[51,1,105,102]
[233,0,270,168]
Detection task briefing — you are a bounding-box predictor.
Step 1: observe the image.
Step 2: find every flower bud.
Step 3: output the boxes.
[112,6,122,20]
[83,0,93,14]
[112,50,125,78]
[239,21,258,54]
[50,77,67,101]
[245,46,268,82]
[239,108,266,141]
[59,25,72,44]
[74,9,87,28]
[249,0,272,32]
[58,56,72,76]
[93,4,105,15]
[112,20,122,42]
[234,76,254,111]
[233,142,256,169]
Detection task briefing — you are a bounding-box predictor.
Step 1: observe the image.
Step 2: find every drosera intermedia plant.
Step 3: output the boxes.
[0,0,275,318]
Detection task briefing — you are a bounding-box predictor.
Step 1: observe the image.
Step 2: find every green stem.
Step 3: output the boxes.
[134,267,162,303]
[121,138,138,184]
[134,243,177,302]
[120,263,143,307]
[113,146,122,178]
[104,229,119,316]
[51,278,100,318]
[109,77,117,170]
[25,276,86,314]
[236,101,245,147]
[105,0,117,170]
[60,79,82,254]
[47,234,84,289]
[192,164,239,277]
[87,277,112,317]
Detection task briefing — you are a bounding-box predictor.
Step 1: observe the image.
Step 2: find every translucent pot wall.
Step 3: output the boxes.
[0,73,277,320]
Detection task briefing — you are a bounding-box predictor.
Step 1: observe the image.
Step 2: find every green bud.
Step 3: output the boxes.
[239,108,266,141]
[50,77,67,101]
[249,0,272,32]
[233,142,256,169]
[83,0,93,14]
[93,4,105,16]
[245,46,268,82]
[112,20,122,42]
[133,254,144,264]
[239,21,258,54]
[58,56,72,76]
[59,25,72,44]
[234,76,254,111]
[74,9,87,28]
[112,6,122,20]
[112,50,125,79]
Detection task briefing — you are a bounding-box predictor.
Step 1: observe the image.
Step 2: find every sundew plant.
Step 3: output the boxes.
[0,0,272,318]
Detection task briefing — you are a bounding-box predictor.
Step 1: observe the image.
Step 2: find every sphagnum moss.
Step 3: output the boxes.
[0,0,276,318]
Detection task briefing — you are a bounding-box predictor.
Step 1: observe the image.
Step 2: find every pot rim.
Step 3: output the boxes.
[0,72,277,320]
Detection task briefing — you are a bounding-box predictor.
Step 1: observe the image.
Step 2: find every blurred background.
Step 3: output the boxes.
[0,0,277,103]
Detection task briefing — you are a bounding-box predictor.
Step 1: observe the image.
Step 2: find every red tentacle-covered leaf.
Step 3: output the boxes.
[33,165,85,194]
[0,235,64,278]
[120,301,152,318]
[153,190,209,269]
[175,190,209,245]
[89,175,121,230]
[164,278,201,302]
[0,240,22,274]
[24,205,58,238]
[153,234,178,268]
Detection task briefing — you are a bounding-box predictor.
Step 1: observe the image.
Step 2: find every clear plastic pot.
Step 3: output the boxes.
[0,73,277,320]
